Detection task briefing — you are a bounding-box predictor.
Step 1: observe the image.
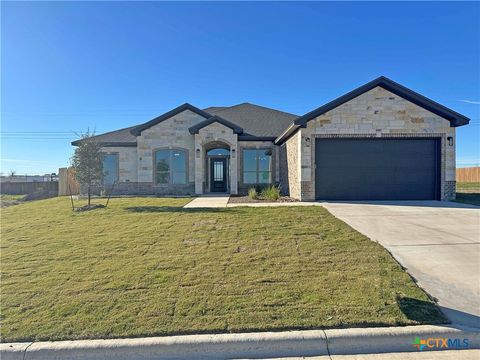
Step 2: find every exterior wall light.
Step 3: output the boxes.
[231,148,236,158]
[196,148,201,158]
[447,136,454,146]
[305,137,311,147]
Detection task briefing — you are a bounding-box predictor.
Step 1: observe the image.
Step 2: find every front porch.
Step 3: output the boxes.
[194,137,239,195]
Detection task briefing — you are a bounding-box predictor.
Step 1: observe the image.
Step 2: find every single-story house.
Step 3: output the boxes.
[72,76,470,201]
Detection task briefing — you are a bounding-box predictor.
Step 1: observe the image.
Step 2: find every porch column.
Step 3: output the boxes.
[194,136,204,195]
[230,142,238,195]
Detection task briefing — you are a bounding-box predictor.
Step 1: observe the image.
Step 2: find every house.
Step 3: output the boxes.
[72,76,470,201]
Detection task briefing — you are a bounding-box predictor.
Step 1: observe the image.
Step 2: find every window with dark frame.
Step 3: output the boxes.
[242,148,272,184]
[102,153,119,185]
[155,149,187,185]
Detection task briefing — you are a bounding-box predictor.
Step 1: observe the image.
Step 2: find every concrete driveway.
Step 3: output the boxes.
[321,201,480,328]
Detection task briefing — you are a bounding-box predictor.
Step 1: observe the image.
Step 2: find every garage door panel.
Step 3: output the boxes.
[315,138,440,200]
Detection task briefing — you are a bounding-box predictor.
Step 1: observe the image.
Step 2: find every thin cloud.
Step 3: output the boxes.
[458,100,480,105]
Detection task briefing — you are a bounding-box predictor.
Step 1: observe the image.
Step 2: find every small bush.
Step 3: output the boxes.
[248,187,257,200]
[260,185,280,201]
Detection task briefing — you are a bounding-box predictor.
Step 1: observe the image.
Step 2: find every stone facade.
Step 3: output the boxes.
[195,122,239,194]
[296,86,455,201]
[279,131,301,198]
[95,87,459,199]
[101,146,137,182]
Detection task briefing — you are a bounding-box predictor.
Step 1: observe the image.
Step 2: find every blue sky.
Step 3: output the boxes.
[2,1,479,174]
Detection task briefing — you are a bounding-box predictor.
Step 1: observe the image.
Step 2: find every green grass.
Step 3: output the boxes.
[0,197,446,342]
[455,182,480,206]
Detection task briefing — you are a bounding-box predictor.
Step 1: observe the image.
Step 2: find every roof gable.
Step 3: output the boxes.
[275,76,470,144]
[188,115,243,134]
[294,76,469,128]
[130,103,211,136]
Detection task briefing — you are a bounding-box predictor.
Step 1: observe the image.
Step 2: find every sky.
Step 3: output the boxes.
[1,1,479,175]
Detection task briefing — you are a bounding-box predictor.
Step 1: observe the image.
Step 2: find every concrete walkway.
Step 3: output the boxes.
[183,195,230,208]
[321,201,480,328]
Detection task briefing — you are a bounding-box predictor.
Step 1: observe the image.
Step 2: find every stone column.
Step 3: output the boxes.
[230,142,238,195]
[194,135,204,195]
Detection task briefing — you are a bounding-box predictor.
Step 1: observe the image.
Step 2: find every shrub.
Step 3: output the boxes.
[260,185,280,201]
[248,187,257,200]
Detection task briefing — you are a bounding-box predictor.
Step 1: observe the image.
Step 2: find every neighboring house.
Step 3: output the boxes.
[72,76,470,201]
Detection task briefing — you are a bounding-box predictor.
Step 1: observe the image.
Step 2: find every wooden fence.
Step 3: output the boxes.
[456,167,480,183]
[58,168,80,196]
[0,181,58,195]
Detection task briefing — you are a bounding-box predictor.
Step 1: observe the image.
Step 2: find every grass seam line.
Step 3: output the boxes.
[322,329,333,360]
[22,342,34,360]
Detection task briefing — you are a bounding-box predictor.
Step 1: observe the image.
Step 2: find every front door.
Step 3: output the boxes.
[210,158,227,192]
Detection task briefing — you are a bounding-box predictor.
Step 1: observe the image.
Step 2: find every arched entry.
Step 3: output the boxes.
[204,141,230,193]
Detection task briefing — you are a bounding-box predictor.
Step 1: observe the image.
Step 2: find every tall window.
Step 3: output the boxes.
[155,149,187,185]
[243,149,272,184]
[103,153,118,185]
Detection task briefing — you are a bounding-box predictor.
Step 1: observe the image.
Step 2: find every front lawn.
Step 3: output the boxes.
[0,197,445,342]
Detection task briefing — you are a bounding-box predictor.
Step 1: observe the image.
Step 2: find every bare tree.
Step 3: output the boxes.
[8,170,16,178]
[70,131,103,208]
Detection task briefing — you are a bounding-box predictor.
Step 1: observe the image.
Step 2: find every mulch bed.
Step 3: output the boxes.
[228,195,298,204]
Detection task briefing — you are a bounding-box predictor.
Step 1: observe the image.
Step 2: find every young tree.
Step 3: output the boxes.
[71,131,103,208]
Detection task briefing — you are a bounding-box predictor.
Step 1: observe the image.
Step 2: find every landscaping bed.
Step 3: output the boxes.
[228,195,298,204]
[1,197,446,342]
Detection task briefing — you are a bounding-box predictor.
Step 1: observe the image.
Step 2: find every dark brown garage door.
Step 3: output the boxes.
[314,138,441,200]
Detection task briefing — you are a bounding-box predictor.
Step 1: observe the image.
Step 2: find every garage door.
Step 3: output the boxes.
[315,138,440,200]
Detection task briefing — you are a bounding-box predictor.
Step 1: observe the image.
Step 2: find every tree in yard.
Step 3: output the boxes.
[71,131,103,208]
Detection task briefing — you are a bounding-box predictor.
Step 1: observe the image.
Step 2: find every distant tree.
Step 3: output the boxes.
[71,131,103,208]
[8,170,16,178]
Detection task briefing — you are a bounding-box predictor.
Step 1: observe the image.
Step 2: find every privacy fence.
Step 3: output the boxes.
[456,167,480,183]
[0,181,58,195]
[58,168,80,196]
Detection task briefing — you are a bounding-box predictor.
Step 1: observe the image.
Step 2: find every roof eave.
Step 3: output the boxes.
[274,123,301,145]
[188,116,244,135]
[71,140,137,147]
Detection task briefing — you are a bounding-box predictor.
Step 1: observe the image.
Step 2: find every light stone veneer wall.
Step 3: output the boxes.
[297,86,455,201]
[126,109,206,194]
[195,122,238,194]
[101,146,137,182]
[279,132,301,198]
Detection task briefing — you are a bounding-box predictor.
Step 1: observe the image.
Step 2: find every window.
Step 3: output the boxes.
[155,149,187,185]
[103,153,119,185]
[207,148,230,156]
[243,149,272,184]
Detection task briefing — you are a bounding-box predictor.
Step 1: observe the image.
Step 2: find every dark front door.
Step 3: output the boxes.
[314,138,440,200]
[210,158,227,192]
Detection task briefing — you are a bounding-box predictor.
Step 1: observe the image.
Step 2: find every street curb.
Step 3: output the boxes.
[1,325,478,360]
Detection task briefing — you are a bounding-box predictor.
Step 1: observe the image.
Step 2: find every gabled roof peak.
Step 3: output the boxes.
[130,103,211,136]
[292,76,469,128]
[189,115,243,134]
